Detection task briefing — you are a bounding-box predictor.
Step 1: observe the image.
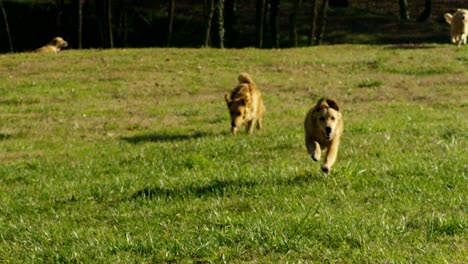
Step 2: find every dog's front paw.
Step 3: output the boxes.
[311,153,320,161]
[313,149,321,161]
[321,165,330,173]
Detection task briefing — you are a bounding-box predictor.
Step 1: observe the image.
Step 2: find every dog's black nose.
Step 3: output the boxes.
[325,126,332,134]
[231,121,236,128]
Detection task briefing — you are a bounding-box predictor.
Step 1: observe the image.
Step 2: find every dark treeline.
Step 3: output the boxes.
[0,0,438,53]
[0,0,355,52]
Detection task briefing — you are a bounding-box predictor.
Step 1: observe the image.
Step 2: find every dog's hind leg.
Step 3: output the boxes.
[256,118,263,130]
[246,120,255,134]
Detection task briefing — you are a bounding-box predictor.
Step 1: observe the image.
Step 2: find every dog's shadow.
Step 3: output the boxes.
[284,170,326,185]
[120,131,217,144]
[130,171,325,201]
[130,178,258,200]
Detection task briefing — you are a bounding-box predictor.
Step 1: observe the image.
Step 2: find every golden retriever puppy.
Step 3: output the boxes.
[224,73,265,135]
[35,37,68,53]
[444,9,468,46]
[304,98,344,173]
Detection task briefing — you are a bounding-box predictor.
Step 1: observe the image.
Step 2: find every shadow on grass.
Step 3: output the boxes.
[0,133,12,140]
[121,131,214,144]
[130,179,258,200]
[130,171,325,201]
[286,170,326,185]
[385,44,439,50]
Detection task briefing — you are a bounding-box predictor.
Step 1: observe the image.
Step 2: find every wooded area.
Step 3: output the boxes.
[0,0,448,53]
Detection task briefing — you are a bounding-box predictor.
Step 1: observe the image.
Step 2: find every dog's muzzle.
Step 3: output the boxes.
[325,127,333,139]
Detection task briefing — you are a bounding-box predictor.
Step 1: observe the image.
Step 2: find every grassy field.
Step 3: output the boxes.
[0,45,467,263]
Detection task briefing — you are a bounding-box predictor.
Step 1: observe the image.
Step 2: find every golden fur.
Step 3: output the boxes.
[35,37,68,53]
[304,98,344,173]
[444,9,468,47]
[224,73,265,135]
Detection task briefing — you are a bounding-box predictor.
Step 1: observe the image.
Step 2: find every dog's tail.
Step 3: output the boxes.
[238,73,254,84]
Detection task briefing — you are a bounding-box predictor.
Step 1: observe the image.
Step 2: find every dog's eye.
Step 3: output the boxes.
[320,117,326,121]
[331,116,336,120]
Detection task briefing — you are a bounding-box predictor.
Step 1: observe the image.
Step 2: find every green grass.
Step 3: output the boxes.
[0,45,467,263]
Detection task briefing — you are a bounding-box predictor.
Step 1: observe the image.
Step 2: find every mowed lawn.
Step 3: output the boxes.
[0,45,466,262]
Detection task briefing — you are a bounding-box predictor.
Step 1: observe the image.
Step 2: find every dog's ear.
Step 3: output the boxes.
[444,13,453,24]
[313,98,325,112]
[313,98,340,112]
[326,98,340,112]
[313,98,328,112]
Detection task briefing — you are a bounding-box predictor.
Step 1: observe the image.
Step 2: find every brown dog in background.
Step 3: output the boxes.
[304,98,344,173]
[225,73,265,135]
[35,37,68,53]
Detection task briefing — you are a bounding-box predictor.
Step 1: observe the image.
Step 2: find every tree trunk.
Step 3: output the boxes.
[117,0,128,47]
[315,0,329,45]
[0,0,12,52]
[167,0,175,46]
[56,0,64,35]
[217,0,225,48]
[309,0,318,46]
[123,8,128,47]
[98,1,107,48]
[290,0,301,47]
[224,0,237,47]
[270,0,280,48]
[78,0,83,49]
[108,0,114,48]
[256,0,266,48]
[399,0,409,20]
[204,0,215,47]
[417,0,432,22]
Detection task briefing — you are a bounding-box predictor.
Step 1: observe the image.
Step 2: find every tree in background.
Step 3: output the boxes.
[0,0,13,52]
[290,0,301,47]
[218,0,225,48]
[204,0,215,47]
[224,0,237,47]
[417,0,432,22]
[309,0,329,46]
[56,0,64,35]
[107,0,113,48]
[270,0,280,48]
[256,0,266,48]
[93,0,114,48]
[399,0,409,20]
[78,0,84,49]
[167,0,175,46]
[315,0,329,45]
[309,0,318,46]
[116,0,128,47]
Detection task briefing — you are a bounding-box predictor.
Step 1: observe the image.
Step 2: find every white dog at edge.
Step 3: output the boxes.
[444,9,468,46]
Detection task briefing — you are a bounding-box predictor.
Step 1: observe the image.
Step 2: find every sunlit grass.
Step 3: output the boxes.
[0,45,467,262]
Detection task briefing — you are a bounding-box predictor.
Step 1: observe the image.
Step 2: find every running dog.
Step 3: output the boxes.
[304,98,344,173]
[444,9,468,47]
[225,73,265,135]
